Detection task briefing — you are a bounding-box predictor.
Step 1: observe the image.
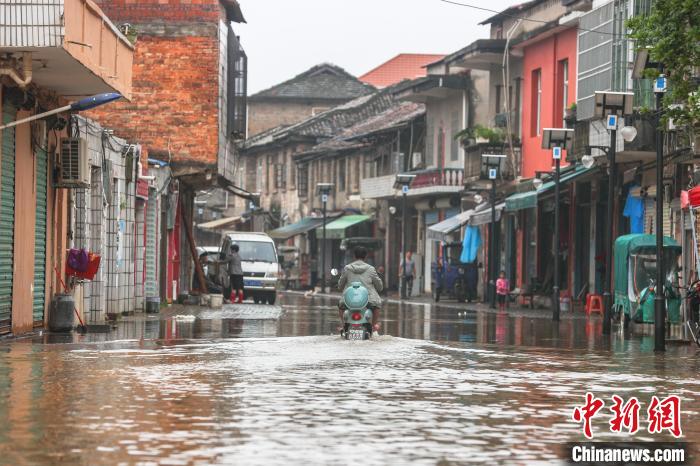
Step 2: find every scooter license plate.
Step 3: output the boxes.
[348,328,364,340]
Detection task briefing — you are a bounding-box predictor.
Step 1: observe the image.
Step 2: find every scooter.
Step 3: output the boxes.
[339,280,374,341]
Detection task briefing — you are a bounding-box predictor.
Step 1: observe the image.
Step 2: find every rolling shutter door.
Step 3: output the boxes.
[145,188,159,298]
[0,102,16,334]
[33,145,48,325]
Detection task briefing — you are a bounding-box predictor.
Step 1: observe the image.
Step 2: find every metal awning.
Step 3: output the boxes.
[316,215,372,240]
[505,166,594,212]
[427,210,474,242]
[268,217,326,240]
[196,216,242,230]
[470,203,505,226]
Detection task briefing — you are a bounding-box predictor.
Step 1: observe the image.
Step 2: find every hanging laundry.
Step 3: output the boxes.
[460,225,481,263]
[623,186,645,234]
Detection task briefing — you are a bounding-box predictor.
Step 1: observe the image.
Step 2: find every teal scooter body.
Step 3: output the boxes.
[341,281,373,340]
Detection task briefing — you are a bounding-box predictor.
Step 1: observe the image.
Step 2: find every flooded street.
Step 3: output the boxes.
[1,294,699,465]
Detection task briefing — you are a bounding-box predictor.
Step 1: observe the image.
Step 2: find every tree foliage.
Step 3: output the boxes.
[627,0,700,129]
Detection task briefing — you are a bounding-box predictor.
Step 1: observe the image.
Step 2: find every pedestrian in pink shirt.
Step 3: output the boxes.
[496,271,509,311]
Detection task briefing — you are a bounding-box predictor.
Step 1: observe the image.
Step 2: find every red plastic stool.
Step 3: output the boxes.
[585,294,604,315]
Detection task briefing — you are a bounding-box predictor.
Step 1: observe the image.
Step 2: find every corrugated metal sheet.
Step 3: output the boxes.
[33,144,47,325]
[0,0,64,48]
[576,1,614,120]
[0,103,16,334]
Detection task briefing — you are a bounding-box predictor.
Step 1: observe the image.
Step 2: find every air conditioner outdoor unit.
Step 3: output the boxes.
[58,138,90,188]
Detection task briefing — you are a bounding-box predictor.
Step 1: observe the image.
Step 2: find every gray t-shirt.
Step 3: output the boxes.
[400,258,415,277]
[227,251,243,275]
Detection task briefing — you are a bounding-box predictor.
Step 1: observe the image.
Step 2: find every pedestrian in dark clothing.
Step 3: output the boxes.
[228,244,244,304]
[464,262,478,303]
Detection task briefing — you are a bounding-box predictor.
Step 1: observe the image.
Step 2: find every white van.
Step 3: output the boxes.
[219,232,280,304]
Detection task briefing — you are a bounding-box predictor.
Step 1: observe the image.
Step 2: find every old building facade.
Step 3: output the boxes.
[247,63,374,137]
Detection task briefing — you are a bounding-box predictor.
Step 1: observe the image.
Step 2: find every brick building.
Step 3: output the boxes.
[90,0,250,300]
[247,63,374,137]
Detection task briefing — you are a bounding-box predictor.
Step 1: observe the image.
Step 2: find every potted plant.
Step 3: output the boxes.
[564,103,577,125]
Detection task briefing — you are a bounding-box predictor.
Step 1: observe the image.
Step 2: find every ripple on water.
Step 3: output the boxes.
[0,335,697,465]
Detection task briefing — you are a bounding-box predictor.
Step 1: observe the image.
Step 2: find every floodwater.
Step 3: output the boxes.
[0,294,699,465]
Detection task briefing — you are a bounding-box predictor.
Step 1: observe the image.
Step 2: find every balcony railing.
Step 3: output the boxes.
[410,168,463,189]
[0,0,133,98]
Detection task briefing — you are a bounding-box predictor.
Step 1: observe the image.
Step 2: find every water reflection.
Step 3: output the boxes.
[1,331,699,465]
[28,294,698,355]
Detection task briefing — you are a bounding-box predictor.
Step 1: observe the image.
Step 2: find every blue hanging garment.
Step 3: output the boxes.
[623,187,645,234]
[460,225,481,263]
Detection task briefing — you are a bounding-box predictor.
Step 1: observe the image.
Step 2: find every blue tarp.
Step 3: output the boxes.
[460,225,481,263]
[623,187,645,234]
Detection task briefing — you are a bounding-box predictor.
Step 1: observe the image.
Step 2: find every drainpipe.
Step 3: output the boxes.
[0,52,33,88]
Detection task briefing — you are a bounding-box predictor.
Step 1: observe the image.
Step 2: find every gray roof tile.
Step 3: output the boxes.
[250,63,375,101]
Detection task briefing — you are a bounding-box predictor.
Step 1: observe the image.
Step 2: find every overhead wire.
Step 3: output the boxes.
[438,0,632,38]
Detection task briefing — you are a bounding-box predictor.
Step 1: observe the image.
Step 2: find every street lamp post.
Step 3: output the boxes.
[395,174,415,299]
[0,92,123,131]
[481,154,506,309]
[594,91,634,335]
[316,183,333,293]
[632,48,667,350]
[542,129,574,322]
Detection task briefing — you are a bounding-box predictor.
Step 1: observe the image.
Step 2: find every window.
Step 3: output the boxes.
[256,158,263,192]
[227,27,247,140]
[274,163,285,190]
[338,158,346,192]
[298,164,308,197]
[425,116,434,167]
[352,158,361,192]
[560,59,569,126]
[531,69,542,136]
[495,85,502,114]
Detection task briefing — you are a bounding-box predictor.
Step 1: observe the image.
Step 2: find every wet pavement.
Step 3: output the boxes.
[0,293,699,465]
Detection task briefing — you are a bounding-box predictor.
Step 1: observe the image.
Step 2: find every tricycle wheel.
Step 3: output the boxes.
[433,287,440,302]
[454,279,466,303]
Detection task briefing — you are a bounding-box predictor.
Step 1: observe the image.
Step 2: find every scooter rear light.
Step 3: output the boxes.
[351,312,362,321]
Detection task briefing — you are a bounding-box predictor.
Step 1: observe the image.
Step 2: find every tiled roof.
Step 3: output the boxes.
[298,102,425,157]
[241,88,399,151]
[359,53,446,89]
[478,0,545,25]
[249,63,375,101]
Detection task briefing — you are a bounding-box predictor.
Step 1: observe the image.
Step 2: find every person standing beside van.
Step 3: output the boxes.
[399,251,416,298]
[228,244,244,304]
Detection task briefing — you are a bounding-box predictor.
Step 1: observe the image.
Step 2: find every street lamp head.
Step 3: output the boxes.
[394,173,416,189]
[541,128,574,152]
[620,125,638,142]
[632,47,662,80]
[316,182,334,195]
[389,206,397,215]
[532,178,544,190]
[581,155,596,169]
[70,93,123,111]
[632,47,651,80]
[473,194,484,204]
[594,91,635,119]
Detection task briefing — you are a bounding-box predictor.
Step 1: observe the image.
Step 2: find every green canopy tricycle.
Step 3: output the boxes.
[613,234,682,326]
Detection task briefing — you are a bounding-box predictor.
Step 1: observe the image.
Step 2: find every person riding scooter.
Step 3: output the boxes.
[338,246,383,331]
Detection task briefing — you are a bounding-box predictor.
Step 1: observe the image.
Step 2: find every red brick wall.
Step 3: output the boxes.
[95,0,223,23]
[88,0,223,168]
